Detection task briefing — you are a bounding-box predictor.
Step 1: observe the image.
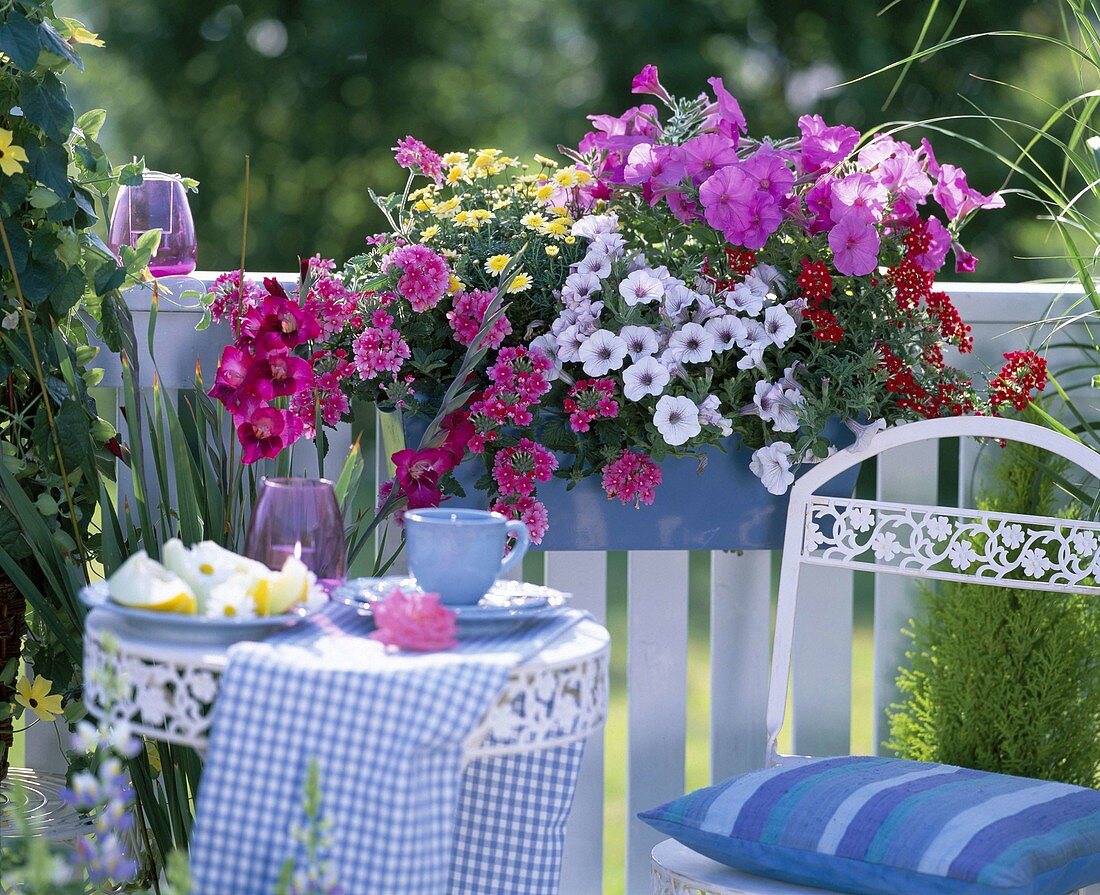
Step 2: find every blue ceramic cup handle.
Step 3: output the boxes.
[499,520,531,577]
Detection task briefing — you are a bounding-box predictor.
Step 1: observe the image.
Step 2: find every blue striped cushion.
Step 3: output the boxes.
[639,756,1100,895]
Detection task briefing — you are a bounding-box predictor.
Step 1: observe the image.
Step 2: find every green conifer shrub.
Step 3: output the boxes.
[887,441,1100,787]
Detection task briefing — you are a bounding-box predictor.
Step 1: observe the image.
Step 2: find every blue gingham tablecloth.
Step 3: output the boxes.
[189,602,591,895]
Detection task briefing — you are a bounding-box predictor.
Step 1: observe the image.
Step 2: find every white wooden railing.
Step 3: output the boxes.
[23,276,1093,895]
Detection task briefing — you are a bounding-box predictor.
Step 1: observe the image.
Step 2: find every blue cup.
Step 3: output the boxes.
[404,508,531,606]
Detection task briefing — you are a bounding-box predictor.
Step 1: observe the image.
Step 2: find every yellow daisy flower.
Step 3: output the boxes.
[534,184,555,202]
[485,254,512,277]
[446,165,468,184]
[434,198,461,218]
[420,225,440,242]
[442,151,468,166]
[575,169,594,185]
[448,274,465,294]
[533,154,560,169]
[413,197,436,212]
[553,168,578,188]
[0,129,29,177]
[16,674,64,722]
[549,205,570,217]
[473,148,502,169]
[507,271,533,293]
[544,245,560,257]
[521,212,547,231]
[492,198,512,211]
[471,208,493,222]
[564,235,576,244]
[544,220,569,237]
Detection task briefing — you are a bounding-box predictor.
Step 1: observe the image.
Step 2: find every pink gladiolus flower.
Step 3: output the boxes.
[370,589,457,652]
[829,213,881,276]
[238,406,291,464]
[392,447,453,508]
[631,64,672,104]
[797,114,859,173]
[247,334,315,398]
[440,410,475,468]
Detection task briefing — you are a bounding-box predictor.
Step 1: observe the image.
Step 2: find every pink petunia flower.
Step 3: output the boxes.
[682,133,739,181]
[631,64,672,105]
[370,589,457,652]
[706,76,748,144]
[829,213,881,276]
[797,114,860,173]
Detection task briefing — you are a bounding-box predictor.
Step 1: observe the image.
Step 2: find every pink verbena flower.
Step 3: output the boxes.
[353,314,411,380]
[447,289,512,348]
[392,136,444,184]
[563,378,619,432]
[492,438,558,497]
[371,588,457,652]
[492,495,550,545]
[382,244,451,312]
[602,450,663,507]
[209,270,265,330]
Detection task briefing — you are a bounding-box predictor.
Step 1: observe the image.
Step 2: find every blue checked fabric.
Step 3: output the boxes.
[189,603,590,895]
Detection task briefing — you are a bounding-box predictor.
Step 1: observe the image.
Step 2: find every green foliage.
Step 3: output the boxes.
[887,439,1100,786]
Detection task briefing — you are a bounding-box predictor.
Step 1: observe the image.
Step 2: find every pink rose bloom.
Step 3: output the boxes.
[829,213,881,276]
[371,589,457,652]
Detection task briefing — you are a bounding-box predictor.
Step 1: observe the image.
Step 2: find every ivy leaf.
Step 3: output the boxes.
[19,72,75,144]
[113,159,144,186]
[75,109,106,141]
[37,20,82,71]
[0,10,41,71]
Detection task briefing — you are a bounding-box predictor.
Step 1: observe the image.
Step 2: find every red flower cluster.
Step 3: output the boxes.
[889,259,935,311]
[798,258,843,343]
[990,351,1048,411]
[564,378,619,432]
[926,292,973,353]
[601,450,663,507]
[209,262,359,463]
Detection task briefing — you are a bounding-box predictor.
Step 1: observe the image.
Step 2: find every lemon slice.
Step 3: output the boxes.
[264,556,313,615]
[108,551,197,614]
[163,538,268,609]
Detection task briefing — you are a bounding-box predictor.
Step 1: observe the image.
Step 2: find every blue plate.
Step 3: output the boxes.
[80,581,323,646]
[336,577,571,633]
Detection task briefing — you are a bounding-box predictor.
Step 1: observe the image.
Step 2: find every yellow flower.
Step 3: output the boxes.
[507,271,533,293]
[534,184,555,202]
[533,154,560,169]
[473,148,502,169]
[492,197,513,211]
[485,254,512,277]
[0,129,29,177]
[60,18,105,47]
[545,245,560,257]
[549,205,570,217]
[544,220,568,237]
[434,198,460,218]
[420,225,440,242]
[442,151,468,166]
[448,274,465,294]
[564,235,576,244]
[471,208,493,222]
[553,168,578,188]
[446,165,468,184]
[16,674,64,722]
[521,212,547,231]
[413,197,436,212]
[575,169,593,185]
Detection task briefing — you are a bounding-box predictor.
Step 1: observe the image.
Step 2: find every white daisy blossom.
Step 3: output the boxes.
[667,322,715,364]
[576,251,612,279]
[620,269,665,305]
[697,395,733,437]
[206,578,258,620]
[705,314,747,350]
[749,442,796,495]
[725,281,766,316]
[653,395,701,446]
[529,334,563,382]
[571,213,618,240]
[555,324,587,363]
[622,356,670,401]
[619,324,660,361]
[578,328,628,376]
[763,304,797,347]
[562,271,602,303]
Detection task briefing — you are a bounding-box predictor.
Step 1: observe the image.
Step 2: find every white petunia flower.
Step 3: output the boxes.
[845,417,886,452]
[206,578,258,620]
[571,213,618,240]
[663,281,699,322]
[705,314,747,350]
[725,281,766,316]
[555,324,587,363]
[576,251,612,279]
[697,395,733,437]
[562,271,602,304]
[620,269,665,305]
[622,356,670,401]
[745,381,802,433]
[667,322,715,364]
[529,334,563,382]
[653,395,701,446]
[752,263,787,294]
[749,442,796,495]
[592,231,626,257]
[763,304,797,347]
[578,328,628,376]
[619,324,660,361]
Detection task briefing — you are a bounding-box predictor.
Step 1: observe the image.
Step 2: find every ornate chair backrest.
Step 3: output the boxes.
[765,416,1100,767]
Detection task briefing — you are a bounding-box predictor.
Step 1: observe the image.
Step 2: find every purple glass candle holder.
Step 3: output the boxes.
[244,477,347,590]
[108,171,197,277]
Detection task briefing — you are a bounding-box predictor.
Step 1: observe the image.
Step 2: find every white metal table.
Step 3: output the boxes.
[82,608,610,763]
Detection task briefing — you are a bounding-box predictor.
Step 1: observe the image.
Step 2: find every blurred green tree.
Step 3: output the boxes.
[58,0,1077,279]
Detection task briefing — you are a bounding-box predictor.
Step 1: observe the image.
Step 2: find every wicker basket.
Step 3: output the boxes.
[0,571,24,783]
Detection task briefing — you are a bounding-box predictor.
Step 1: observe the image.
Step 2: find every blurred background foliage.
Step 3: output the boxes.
[55,0,1082,280]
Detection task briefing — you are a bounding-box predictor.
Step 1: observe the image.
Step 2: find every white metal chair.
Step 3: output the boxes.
[650,416,1100,895]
